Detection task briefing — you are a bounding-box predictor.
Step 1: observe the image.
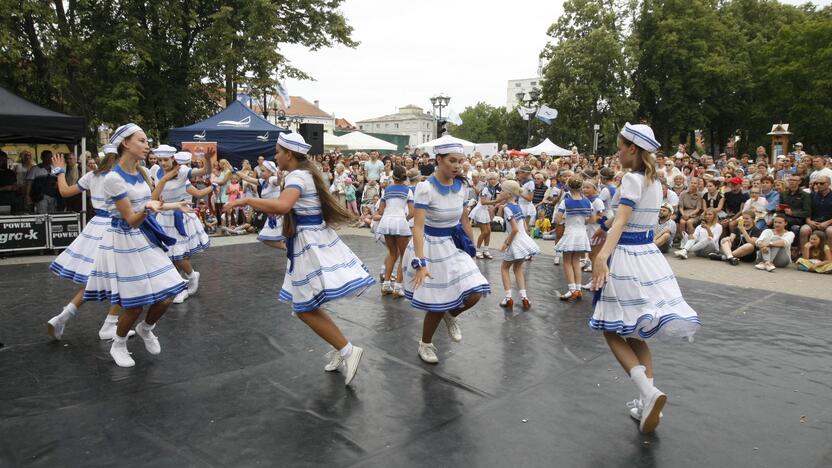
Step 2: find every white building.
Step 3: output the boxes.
[506,77,543,110]
[356,105,436,146]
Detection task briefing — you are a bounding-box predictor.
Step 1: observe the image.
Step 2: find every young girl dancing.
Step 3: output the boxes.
[581,180,607,288]
[497,180,541,309]
[84,124,193,367]
[591,123,700,433]
[47,147,134,341]
[469,172,500,259]
[150,148,215,303]
[403,143,490,364]
[375,165,414,297]
[555,176,595,301]
[224,132,373,385]
[236,161,285,249]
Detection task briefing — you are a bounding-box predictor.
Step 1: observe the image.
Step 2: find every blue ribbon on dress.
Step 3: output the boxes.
[268,215,277,229]
[618,230,654,245]
[172,210,187,237]
[424,224,477,257]
[94,209,111,218]
[111,215,177,252]
[286,214,324,273]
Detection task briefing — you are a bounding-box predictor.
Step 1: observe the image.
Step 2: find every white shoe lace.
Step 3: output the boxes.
[626,399,642,410]
[325,350,343,368]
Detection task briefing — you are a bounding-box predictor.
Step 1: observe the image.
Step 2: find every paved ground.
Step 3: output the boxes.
[1,236,830,467]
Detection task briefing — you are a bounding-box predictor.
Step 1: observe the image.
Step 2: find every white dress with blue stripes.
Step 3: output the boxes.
[375,184,413,236]
[50,171,112,284]
[256,176,284,242]
[468,185,497,224]
[586,196,606,246]
[554,195,592,253]
[503,203,541,261]
[83,166,186,308]
[403,177,490,312]
[519,179,536,218]
[278,170,374,313]
[152,165,210,261]
[590,172,700,340]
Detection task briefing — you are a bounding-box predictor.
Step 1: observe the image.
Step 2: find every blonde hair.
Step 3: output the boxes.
[619,135,657,185]
[501,180,522,197]
[702,208,719,226]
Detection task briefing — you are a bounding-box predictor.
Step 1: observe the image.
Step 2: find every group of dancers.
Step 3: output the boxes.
[44,123,699,434]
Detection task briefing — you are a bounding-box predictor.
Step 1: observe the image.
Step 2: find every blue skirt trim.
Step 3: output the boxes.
[404,284,491,313]
[84,282,186,308]
[589,313,702,339]
[278,275,376,313]
[49,262,88,285]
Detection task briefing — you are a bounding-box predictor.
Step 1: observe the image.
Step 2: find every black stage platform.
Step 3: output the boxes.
[1,237,830,467]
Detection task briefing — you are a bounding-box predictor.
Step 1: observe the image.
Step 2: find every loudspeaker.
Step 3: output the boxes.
[299,123,324,155]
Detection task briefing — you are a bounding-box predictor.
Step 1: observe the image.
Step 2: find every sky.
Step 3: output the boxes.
[281,0,830,123]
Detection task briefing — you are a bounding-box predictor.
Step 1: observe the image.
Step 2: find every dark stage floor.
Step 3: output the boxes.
[1,237,830,468]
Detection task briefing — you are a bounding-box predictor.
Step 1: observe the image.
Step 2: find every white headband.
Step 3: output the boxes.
[153,145,177,158]
[110,123,142,147]
[620,123,661,153]
[174,151,192,165]
[434,143,465,155]
[277,132,312,155]
[262,160,277,173]
[102,143,118,155]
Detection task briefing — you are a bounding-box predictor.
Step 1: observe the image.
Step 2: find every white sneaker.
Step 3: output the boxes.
[381,281,393,295]
[628,398,664,421]
[476,251,484,259]
[418,341,439,364]
[581,282,593,290]
[673,249,688,260]
[393,283,406,297]
[324,350,343,372]
[640,389,667,433]
[342,346,364,385]
[754,262,766,270]
[173,289,189,304]
[553,254,561,266]
[187,271,201,295]
[110,338,135,367]
[98,321,136,341]
[443,314,462,342]
[483,250,493,259]
[47,315,67,340]
[135,322,161,355]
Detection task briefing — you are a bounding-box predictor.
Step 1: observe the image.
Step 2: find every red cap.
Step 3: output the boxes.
[728,176,743,186]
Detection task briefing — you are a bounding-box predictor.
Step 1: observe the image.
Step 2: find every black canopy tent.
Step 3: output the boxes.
[0,86,88,220]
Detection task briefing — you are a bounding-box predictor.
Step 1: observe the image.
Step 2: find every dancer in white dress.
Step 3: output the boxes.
[223,132,371,385]
[590,123,701,434]
[469,172,500,259]
[580,180,607,288]
[496,180,541,309]
[46,148,135,341]
[403,143,490,364]
[374,165,413,297]
[555,177,595,300]
[83,124,193,368]
[236,161,285,249]
[150,147,214,303]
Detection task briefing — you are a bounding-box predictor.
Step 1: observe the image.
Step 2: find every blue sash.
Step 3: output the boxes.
[111,216,177,252]
[618,231,654,245]
[268,215,278,229]
[172,210,187,237]
[424,224,477,257]
[286,214,324,273]
[94,209,111,218]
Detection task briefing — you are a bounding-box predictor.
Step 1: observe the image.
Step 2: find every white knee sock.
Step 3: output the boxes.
[630,365,654,400]
[519,289,527,298]
[339,342,353,358]
[58,303,78,321]
[505,289,513,298]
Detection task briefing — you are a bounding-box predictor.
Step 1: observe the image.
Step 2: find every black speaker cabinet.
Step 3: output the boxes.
[299,123,324,155]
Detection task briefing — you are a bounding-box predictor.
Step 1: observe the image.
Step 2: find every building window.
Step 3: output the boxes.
[515,83,521,87]
[395,123,399,129]
[530,81,536,86]
[359,125,363,130]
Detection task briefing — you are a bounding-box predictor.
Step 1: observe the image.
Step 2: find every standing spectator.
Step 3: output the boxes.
[0,151,19,213]
[362,151,385,183]
[26,150,58,213]
[678,177,703,238]
[254,155,266,178]
[791,142,807,162]
[755,214,794,271]
[12,150,34,208]
[418,152,434,176]
[712,211,761,265]
[211,159,232,227]
[62,153,83,213]
[778,175,810,239]
[800,175,832,248]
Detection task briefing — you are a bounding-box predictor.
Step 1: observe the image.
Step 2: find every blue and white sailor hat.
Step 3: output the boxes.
[174,151,192,165]
[262,160,277,174]
[153,145,177,158]
[620,123,661,153]
[109,123,142,146]
[434,142,465,156]
[102,143,118,155]
[277,132,312,155]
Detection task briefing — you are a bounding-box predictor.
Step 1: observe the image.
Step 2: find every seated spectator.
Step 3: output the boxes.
[755,214,794,271]
[675,208,722,259]
[362,179,380,207]
[778,174,810,240]
[759,176,779,224]
[796,230,832,274]
[721,177,749,234]
[799,175,832,248]
[533,207,551,239]
[742,187,769,230]
[712,210,761,265]
[653,203,677,253]
[662,181,679,212]
[678,178,703,239]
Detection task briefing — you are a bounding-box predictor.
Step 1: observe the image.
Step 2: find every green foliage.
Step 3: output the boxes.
[0,0,356,143]
[448,102,529,150]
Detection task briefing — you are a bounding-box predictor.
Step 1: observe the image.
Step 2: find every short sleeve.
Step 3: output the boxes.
[480,187,490,197]
[618,173,643,208]
[178,165,192,182]
[523,180,534,194]
[414,181,432,210]
[557,199,566,213]
[283,171,305,194]
[76,172,95,191]
[103,172,128,201]
[407,188,415,204]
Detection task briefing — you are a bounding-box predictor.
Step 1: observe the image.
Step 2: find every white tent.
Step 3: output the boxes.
[323,132,347,148]
[417,134,477,154]
[337,131,397,151]
[521,138,571,156]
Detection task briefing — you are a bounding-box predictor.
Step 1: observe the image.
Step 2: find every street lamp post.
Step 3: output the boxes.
[429,93,451,138]
[516,88,541,147]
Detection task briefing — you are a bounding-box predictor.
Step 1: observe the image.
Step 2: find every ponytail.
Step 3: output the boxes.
[282,153,354,238]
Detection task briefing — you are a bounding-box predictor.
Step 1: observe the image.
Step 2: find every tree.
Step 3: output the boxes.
[539,0,637,153]
[449,102,506,144]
